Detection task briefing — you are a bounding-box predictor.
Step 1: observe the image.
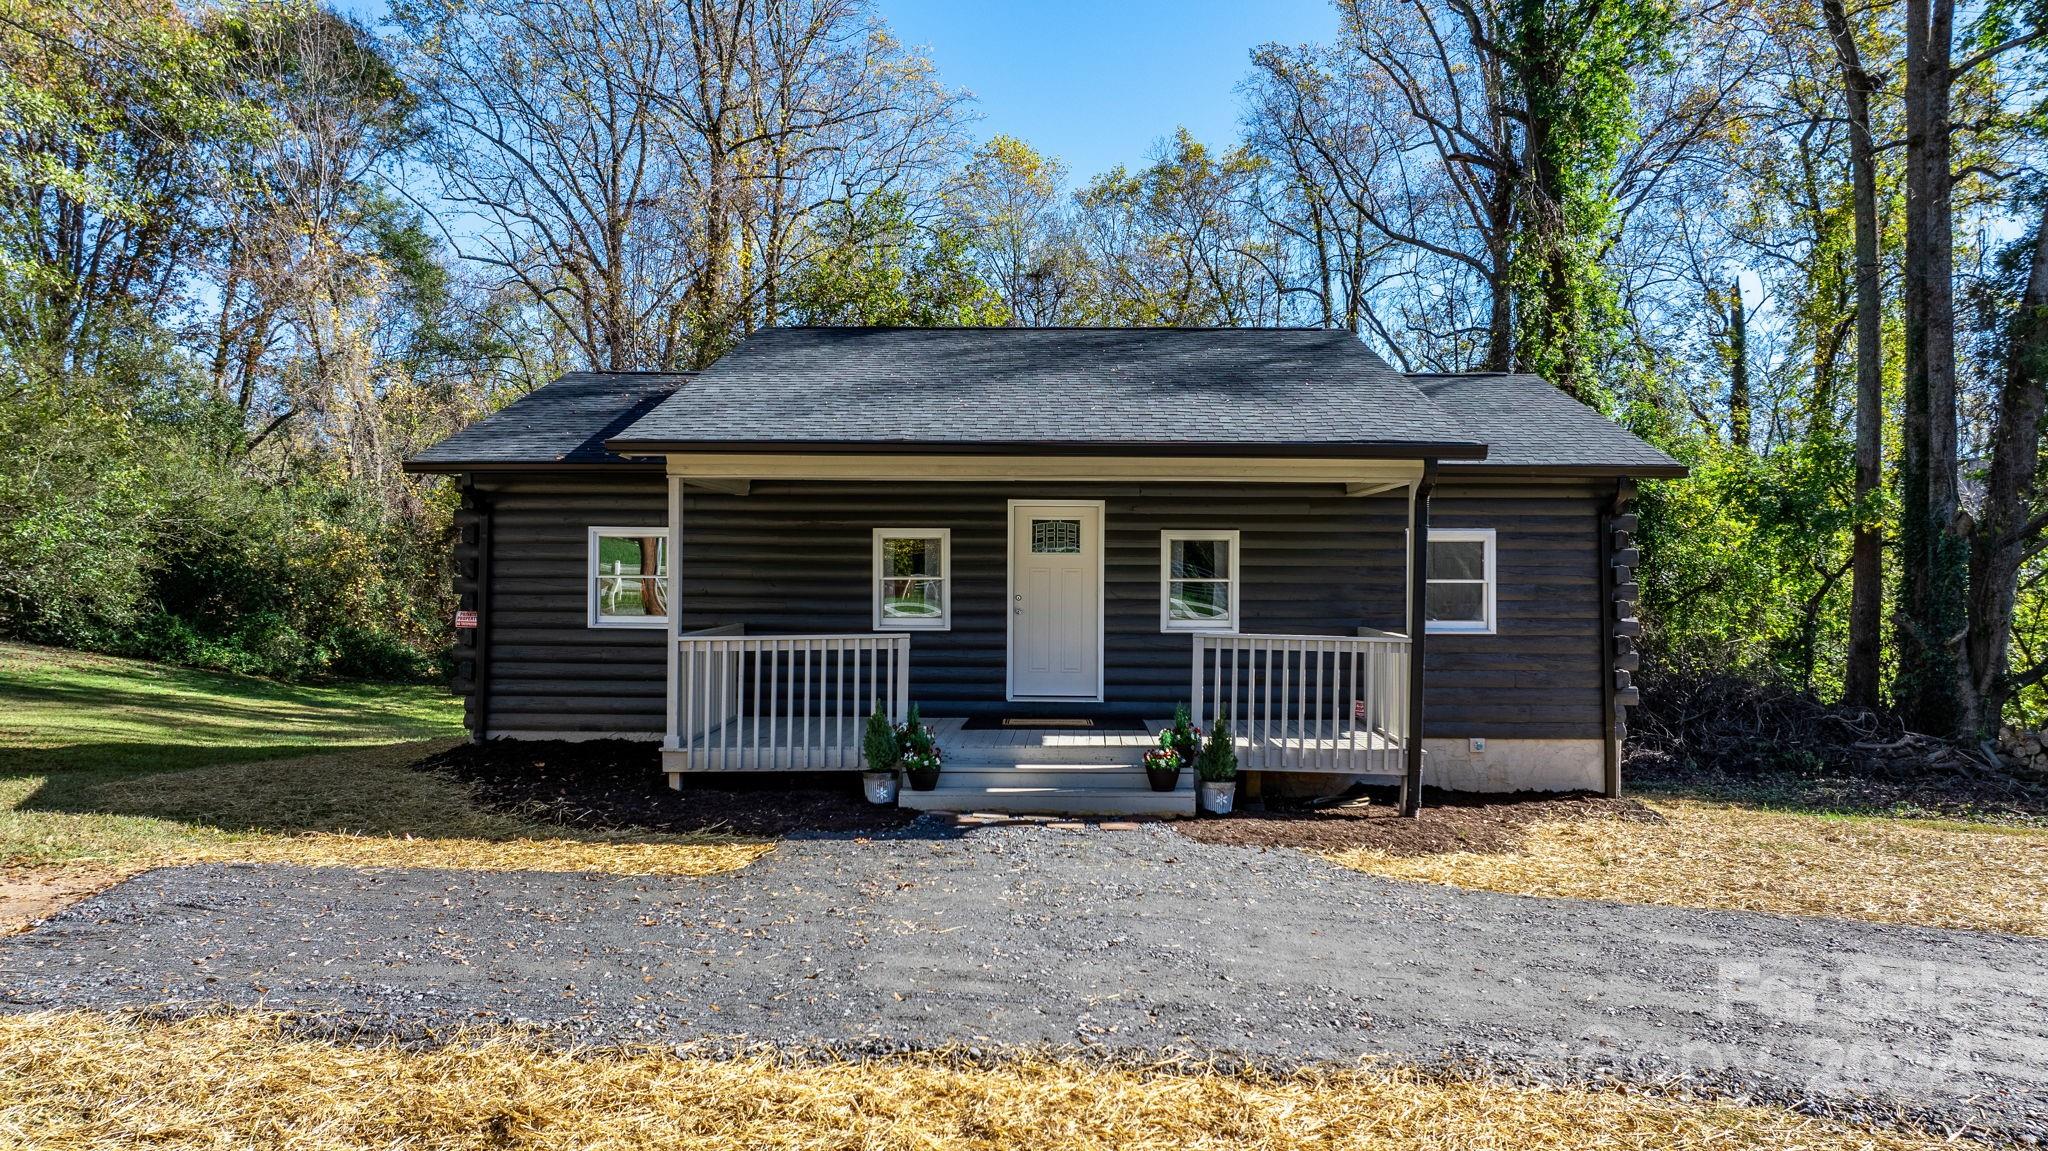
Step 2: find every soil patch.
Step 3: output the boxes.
[1175,788,1661,856]
[0,865,134,934]
[414,740,919,838]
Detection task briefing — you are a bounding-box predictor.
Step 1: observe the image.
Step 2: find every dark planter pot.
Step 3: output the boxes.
[1145,766,1181,793]
[906,767,942,792]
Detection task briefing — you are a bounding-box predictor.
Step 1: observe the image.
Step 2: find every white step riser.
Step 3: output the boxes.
[942,745,1153,767]
[898,788,1196,816]
[929,771,1184,792]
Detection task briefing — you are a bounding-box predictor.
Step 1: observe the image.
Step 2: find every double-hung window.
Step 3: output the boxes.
[1160,530,1240,632]
[874,528,951,630]
[587,527,669,628]
[1425,528,1496,634]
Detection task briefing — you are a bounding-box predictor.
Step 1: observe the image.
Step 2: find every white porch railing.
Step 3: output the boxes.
[1190,630,1410,775]
[674,632,910,771]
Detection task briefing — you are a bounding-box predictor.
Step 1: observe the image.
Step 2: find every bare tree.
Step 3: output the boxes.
[1821,0,1888,710]
[391,0,965,373]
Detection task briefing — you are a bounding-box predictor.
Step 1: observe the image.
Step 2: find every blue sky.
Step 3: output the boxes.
[335,0,1340,186]
[884,1,1338,182]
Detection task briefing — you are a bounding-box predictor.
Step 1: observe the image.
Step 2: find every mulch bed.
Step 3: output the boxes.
[413,741,920,838]
[1176,789,1662,856]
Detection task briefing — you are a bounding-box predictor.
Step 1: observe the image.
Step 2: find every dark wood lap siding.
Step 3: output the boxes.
[1425,479,1612,740]
[678,481,1408,720]
[474,474,670,735]
[464,473,1612,741]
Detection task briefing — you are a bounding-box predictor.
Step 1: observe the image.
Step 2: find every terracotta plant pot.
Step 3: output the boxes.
[862,771,899,805]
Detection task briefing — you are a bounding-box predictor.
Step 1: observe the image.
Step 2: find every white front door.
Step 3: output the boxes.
[1008,501,1103,700]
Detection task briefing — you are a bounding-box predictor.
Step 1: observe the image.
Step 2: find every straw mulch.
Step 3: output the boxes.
[173,832,773,876]
[1327,799,2048,936]
[0,1011,1965,1151]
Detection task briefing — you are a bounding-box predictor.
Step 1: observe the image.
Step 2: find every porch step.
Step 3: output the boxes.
[898,783,1197,816]
[943,742,1152,767]
[929,764,1166,790]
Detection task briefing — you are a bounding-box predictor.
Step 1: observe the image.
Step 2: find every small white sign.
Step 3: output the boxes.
[454,610,479,630]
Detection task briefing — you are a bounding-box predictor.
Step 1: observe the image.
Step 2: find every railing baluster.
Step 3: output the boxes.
[1169,632,1412,780]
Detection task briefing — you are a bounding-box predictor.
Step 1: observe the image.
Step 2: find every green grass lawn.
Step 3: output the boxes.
[0,642,762,879]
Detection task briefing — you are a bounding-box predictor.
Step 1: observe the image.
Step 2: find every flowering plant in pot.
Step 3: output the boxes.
[1142,732,1183,793]
[897,703,943,791]
[1194,710,1238,814]
[860,703,900,805]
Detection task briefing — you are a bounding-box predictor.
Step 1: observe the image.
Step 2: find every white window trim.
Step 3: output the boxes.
[587,525,670,629]
[873,527,952,631]
[1425,527,1497,635]
[1159,529,1242,634]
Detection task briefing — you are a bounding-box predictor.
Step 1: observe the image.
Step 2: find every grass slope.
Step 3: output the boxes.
[0,642,764,927]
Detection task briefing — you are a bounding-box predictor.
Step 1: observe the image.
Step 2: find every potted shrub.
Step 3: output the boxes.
[1142,732,1183,793]
[1195,710,1238,814]
[860,703,900,805]
[898,703,943,791]
[1167,703,1201,765]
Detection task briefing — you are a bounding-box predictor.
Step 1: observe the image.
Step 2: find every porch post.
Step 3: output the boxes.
[663,472,684,755]
[1401,460,1437,817]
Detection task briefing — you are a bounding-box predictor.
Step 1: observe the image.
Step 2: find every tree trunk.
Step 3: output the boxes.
[1727,280,1750,449]
[1962,204,2048,733]
[1896,0,1965,735]
[1824,0,1886,711]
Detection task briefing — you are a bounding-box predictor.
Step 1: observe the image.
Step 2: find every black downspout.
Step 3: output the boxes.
[1401,461,1437,817]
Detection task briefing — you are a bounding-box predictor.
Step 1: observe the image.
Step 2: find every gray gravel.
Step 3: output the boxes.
[3,820,2044,1140]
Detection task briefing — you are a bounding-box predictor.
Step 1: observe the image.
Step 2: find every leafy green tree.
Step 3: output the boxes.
[786,195,1008,327]
[0,0,262,387]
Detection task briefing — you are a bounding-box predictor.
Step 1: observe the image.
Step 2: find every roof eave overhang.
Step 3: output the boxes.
[401,458,664,475]
[603,437,1490,461]
[1435,461,1689,479]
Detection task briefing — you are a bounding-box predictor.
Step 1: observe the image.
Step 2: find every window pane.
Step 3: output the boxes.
[1031,519,1081,553]
[881,576,944,619]
[1429,539,1485,581]
[1168,580,1232,623]
[882,536,942,578]
[1426,581,1485,622]
[1170,538,1229,580]
[598,575,667,618]
[597,533,667,577]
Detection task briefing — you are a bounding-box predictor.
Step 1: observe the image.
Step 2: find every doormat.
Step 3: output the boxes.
[960,716,1152,732]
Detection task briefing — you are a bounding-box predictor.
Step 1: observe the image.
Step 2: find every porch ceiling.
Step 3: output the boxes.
[663,451,1427,489]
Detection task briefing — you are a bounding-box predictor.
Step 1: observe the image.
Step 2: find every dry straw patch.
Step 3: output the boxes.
[0,1011,1964,1151]
[173,834,771,876]
[1326,799,2048,936]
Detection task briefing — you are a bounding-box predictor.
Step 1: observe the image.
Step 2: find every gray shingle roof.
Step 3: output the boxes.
[405,330,1685,477]
[606,327,1485,457]
[1412,373,1685,476]
[405,372,688,471]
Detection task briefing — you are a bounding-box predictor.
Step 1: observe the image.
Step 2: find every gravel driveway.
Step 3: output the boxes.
[3,820,2043,1138]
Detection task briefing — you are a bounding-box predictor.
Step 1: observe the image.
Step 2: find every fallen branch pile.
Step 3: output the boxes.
[1624,666,2048,823]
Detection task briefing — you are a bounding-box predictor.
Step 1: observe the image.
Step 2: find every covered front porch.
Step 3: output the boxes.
[654,450,1440,816]
[662,629,1413,815]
